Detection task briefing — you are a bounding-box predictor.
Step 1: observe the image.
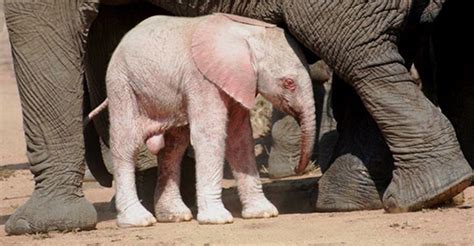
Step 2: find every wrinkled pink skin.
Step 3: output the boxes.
[107,14,315,227]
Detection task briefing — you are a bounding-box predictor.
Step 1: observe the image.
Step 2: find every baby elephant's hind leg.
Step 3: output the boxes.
[154,126,193,222]
[226,106,278,219]
[111,103,156,227]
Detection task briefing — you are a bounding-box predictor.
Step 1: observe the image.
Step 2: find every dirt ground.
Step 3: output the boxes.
[1,12,473,245]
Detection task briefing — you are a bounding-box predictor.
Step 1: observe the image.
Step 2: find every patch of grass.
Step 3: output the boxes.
[250,95,272,137]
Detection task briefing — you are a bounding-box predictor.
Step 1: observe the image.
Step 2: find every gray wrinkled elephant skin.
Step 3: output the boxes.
[4,0,474,235]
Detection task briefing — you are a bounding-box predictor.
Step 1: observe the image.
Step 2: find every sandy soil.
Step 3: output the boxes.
[1,12,473,245]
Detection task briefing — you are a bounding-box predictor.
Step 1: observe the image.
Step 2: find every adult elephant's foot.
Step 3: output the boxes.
[316,155,386,211]
[2,0,100,235]
[5,191,97,235]
[383,155,473,212]
[315,76,394,212]
[315,134,393,211]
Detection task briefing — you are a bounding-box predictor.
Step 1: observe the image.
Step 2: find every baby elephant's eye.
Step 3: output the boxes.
[282,78,296,92]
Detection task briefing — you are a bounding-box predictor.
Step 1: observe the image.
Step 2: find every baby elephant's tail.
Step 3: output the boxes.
[83,98,108,127]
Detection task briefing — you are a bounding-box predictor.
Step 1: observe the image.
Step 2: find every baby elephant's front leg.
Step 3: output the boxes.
[189,98,233,224]
[226,106,278,219]
[155,127,193,222]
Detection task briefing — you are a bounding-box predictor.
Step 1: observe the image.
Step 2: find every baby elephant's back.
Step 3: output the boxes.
[110,15,197,82]
[127,15,196,50]
[107,15,199,119]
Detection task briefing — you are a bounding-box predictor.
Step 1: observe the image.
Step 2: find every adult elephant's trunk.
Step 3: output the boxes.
[294,92,316,174]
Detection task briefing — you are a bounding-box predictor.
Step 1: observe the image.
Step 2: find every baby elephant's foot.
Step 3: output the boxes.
[155,201,193,222]
[197,205,233,224]
[242,198,279,219]
[117,203,156,228]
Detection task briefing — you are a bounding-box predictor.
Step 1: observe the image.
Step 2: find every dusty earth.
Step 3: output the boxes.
[1,10,473,246]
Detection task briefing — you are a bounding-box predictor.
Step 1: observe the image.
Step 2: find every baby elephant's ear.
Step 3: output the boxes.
[191,14,271,109]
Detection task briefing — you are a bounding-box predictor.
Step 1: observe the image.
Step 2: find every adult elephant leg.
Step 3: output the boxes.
[284,0,472,212]
[316,76,393,211]
[314,76,338,172]
[4,1,99,234]
[349,47,471,212]
[369,62,471,212]
[85,3,168,212]
[267,110,301,178]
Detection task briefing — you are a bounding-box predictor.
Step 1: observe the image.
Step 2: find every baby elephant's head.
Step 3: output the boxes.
[192,13,316,174]
[253,28,316,174]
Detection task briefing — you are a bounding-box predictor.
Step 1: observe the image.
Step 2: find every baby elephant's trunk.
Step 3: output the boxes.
[294,96,316,174]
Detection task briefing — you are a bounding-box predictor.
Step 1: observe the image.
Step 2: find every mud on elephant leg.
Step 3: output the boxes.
[4,1,99,235]
[316,76,394,211]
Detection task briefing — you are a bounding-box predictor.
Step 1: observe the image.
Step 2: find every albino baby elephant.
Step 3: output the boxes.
[106,13,316,227]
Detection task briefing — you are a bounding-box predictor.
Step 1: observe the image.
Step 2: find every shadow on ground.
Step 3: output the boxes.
[94,202,117,223]
[223,176,319,216]
[0,215,9,226]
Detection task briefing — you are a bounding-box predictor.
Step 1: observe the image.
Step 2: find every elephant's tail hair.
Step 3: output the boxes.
[83,99,108,127]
